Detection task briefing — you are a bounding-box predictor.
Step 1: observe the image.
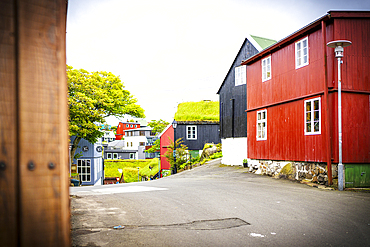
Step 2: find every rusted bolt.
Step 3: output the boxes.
[48,162,55,170]
[0,161,6,171]
[28,161,35,171]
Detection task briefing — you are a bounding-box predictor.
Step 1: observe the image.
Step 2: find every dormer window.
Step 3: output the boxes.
[262,56,271,82]
[295,37,309,69]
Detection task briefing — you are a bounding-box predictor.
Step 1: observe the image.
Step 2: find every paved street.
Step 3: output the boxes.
[70,159,370,247]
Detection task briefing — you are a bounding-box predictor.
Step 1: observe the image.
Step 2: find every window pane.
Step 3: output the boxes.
[306,123,311,132]
[257,112,261,120]
[314,121,319,132]
[87,175,90,182]
[314,100,319,110]
[87,167,90,173]
[306,102,311,111]
[306,112,311,122]
[82,175,86,181]
[262,111,266,119]
[314,111,319,121]
[303,39,307,48]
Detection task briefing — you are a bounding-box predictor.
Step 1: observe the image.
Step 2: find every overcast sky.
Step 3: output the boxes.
[66,0,370,126]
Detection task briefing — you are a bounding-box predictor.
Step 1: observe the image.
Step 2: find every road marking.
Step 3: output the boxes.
[250,233,265,238]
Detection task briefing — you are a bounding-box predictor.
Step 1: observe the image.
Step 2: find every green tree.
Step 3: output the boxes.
[145,139,160,154]
[148,119,169,135]
[68,65,145,165]
[163,137,188,172]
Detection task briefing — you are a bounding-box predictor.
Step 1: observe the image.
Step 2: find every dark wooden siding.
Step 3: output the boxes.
[218,39,259,138]
[176,123,220,150]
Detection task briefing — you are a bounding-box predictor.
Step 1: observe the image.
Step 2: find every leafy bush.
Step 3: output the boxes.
[209,151,222,159]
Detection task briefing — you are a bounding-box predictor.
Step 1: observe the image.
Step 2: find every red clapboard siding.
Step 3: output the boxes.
[160,126,174,170]
[247,12,370,164]
[248,99,326,162]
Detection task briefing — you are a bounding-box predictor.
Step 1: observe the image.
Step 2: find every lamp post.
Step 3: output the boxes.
[137,167,140,182]
[172,120,177,174]
[327,40,352,191]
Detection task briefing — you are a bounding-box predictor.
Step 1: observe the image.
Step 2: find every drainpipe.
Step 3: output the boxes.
[322,20,333,185]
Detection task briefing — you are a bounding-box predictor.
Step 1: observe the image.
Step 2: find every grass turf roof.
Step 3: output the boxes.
[250,35,276,50]
[174,101,219,122]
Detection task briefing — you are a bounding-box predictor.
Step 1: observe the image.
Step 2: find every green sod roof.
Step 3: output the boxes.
[174,101,219,122]
[250,35,276,50]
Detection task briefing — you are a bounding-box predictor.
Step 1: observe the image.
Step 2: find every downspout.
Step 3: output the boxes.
[322,20,333,185]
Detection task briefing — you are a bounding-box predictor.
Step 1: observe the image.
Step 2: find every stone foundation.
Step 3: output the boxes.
[247,159,337,185]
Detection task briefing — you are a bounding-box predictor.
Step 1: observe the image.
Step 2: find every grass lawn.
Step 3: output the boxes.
[104,158,159,183]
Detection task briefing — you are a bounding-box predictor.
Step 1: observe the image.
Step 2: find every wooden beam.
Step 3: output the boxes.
[0,0,18,245]
[0,0,70,245]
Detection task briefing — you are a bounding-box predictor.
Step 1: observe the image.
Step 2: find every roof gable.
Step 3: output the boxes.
[217,35,276,94]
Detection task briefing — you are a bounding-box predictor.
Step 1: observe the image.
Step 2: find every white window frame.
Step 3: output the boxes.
[113,153,118,159]
[235,65,246,86]
[262,56,271,82]
[186,125,197,140]
[256,109,267,141]
[77,159,91,182]
[107,153,112,159]
[130,153,135,159]
[304,97,321,135]
[295,37,309,69]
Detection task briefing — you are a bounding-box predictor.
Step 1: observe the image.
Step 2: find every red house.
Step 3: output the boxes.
[158,124,174,177]
[115,121,141,140]
[243,11,370,188]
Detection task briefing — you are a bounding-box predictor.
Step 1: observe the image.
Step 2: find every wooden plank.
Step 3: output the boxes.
[16,0,69,245]
[0,0,18,246]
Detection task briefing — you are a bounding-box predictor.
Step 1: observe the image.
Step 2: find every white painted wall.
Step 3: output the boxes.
[221,137,248,166]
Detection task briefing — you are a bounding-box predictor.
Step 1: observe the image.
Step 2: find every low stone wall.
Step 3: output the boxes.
[247,159,338,186]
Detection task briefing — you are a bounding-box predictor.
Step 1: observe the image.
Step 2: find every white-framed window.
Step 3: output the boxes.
[113,153,118,159]
[262,56,271,82]
[235,65,246,86]
[130,153,135,159]
[126,124,129,127]
[295,37,309,69]
[305,97,321,135]
[186,125,197,140]
[107,153,112,159]
[257,110,267,140]
[77,159,91,182]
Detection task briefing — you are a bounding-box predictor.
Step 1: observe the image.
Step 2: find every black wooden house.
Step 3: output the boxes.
[173,101,220,158]
[217,35,276,165]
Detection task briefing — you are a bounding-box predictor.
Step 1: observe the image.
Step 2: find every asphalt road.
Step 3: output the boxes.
[70,159,370,247]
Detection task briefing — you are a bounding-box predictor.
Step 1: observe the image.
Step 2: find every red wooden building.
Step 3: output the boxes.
[243,11,370,187]
[158,124,174,176]
[115,121,141,140]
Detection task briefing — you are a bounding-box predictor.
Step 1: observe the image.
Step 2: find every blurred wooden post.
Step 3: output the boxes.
[0,0,70,246]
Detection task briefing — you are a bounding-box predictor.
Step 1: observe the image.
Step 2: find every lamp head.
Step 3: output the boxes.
[327,40,352,58]
[172,120,177,129]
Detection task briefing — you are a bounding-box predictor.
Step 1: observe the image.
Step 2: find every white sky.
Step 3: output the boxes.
[66,0,370,126]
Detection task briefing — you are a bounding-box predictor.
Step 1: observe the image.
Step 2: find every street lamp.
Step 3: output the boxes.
[137,167,140,182]
[172,120,177,174]
[327,40,352,191]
